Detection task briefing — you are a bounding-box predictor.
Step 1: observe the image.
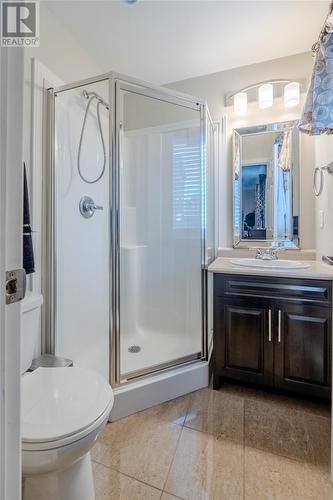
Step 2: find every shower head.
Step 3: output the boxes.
[82,89,109,110]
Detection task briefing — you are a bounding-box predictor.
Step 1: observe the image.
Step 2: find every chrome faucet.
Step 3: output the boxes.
[255,247,280,260]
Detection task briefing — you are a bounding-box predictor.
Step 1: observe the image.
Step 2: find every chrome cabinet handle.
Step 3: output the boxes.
[278,309,282,343]
[268,309,272,342]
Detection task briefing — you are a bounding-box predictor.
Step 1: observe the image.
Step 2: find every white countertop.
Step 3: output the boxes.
[208,257,333,280]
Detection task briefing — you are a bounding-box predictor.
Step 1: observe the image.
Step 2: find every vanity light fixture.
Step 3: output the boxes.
[227,79,302,116]
[284,81,300,108]
[258,83,273,109]
[234,92,248,116]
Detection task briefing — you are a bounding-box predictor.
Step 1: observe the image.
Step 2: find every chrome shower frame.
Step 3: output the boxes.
[45,71,216,388]
[82,89,109,110]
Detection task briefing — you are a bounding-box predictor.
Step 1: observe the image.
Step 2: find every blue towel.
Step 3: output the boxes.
[23,163,35,275]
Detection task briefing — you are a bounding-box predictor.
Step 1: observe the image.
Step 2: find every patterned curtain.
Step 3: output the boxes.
[299,13,333,135]
[278,129,292,172]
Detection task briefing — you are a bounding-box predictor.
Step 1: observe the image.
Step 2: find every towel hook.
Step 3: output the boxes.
[313,162,333,196]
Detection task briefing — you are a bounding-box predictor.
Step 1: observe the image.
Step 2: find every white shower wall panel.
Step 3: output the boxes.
[55,83,110,379]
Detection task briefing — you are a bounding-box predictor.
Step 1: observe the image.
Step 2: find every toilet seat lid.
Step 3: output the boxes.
[22,367,113,443]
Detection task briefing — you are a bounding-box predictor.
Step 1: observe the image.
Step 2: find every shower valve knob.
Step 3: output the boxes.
[79,196,104,219]
[91,203,103,211]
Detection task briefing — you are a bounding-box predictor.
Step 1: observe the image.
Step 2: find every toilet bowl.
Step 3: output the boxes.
[21,293,114,500]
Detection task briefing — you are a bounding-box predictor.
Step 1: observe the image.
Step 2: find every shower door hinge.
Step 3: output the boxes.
[5,269,26,305]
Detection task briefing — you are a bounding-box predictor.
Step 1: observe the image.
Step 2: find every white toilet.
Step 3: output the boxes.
[21,292,114,500]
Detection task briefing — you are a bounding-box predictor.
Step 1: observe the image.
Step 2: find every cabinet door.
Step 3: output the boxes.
[274,304,331,399]
[214,299,274,386]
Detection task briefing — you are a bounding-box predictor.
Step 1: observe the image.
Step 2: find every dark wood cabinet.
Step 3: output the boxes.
[214,298,274,387]
[274,303,331,399]
[213,274,332,399]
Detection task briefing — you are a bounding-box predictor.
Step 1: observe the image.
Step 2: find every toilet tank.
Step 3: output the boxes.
[20,292,43,374]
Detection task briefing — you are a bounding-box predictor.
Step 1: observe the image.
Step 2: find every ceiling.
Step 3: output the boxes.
[45,0,328,85]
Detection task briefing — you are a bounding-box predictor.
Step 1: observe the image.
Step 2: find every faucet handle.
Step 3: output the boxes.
[269,248,279,259]
[253,247,267,259]
[270,246,285,257]
[253,247,282,260]
[254,248,264,259]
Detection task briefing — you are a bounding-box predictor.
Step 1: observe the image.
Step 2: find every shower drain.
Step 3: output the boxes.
[128,345,141,353]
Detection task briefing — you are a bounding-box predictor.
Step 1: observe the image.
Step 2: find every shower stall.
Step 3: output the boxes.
[45,72,216,417]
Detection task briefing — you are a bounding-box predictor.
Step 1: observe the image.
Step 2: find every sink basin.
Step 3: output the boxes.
[230,258,310,269]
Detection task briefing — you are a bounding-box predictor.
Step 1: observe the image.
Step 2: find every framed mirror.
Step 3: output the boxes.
[233,120,300,248]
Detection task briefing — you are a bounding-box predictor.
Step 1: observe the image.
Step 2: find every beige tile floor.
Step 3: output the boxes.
[92,382,333,500]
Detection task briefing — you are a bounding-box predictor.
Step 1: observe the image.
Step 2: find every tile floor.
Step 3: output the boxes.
[92,382,333,499]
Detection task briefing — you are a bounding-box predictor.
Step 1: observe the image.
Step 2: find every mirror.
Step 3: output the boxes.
[233,120,300,248]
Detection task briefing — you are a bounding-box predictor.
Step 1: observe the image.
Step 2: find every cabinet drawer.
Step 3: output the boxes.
[214,274,331,306]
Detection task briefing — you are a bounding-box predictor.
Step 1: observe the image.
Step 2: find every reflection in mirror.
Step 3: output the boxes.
[233,121,299,248]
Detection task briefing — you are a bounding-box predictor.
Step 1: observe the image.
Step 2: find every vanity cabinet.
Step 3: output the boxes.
[274,303,331,397]
[213,274,332,399]
[214,299,274,387]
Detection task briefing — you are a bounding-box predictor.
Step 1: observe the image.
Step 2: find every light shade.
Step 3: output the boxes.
[284,81,300,108]
[234,92,247,116]
[258,83,273,109]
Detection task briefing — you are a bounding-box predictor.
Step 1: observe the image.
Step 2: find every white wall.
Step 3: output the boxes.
[167,52,316,251]
[23,1,103,288]
[167,52,313,119]
[22,2,104,359]
[242,133,277,163]
[26,2,102,84]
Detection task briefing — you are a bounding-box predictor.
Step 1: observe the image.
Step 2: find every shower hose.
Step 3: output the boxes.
[77,95,106,184]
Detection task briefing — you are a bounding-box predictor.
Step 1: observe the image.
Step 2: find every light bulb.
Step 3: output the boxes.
[234,92,247,116]
[258,84,273,109]
[284,81,300,108]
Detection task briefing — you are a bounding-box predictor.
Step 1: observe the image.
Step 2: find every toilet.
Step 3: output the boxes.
[21,292,114,500]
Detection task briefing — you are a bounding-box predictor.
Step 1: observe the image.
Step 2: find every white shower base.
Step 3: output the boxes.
[110,357,210,421]
[120,327,202,376]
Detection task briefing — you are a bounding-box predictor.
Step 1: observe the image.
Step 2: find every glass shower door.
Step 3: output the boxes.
[117,84,204,380]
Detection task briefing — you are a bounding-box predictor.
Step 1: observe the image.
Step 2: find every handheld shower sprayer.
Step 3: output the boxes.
[77,89,110,184]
